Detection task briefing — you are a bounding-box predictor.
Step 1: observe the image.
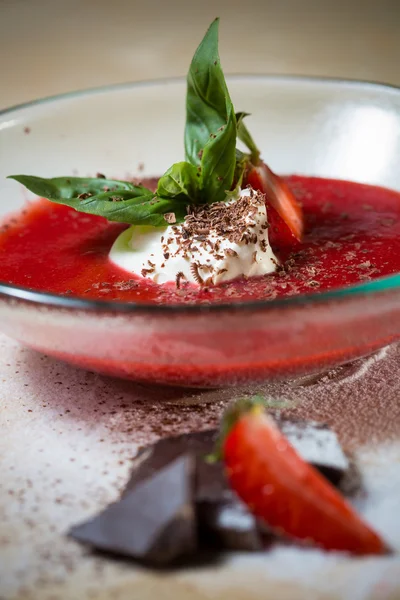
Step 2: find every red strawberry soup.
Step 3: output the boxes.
[1,175,400,304]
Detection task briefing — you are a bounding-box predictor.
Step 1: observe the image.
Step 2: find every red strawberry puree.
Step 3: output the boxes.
[1,176,400,305]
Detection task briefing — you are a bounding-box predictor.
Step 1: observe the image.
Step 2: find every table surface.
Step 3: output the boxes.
[1,0,400,111]
[1,336,400,600]
[1,1,400,599]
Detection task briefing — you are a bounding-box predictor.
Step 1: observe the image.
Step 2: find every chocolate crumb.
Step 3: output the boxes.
[164,213,177,224]
[190,263,204,285]
[359,261,371,269]
[225,248,238,258]
[141,268,154,277]
[175,271,186,289]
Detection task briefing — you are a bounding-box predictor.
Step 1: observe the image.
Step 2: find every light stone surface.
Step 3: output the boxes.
[1,334,400,600]
[1,2,400,598]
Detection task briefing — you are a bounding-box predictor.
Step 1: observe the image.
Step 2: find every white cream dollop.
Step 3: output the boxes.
[109,189,278,286]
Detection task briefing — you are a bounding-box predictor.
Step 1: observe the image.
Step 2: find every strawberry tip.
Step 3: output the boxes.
[213,395,281,460]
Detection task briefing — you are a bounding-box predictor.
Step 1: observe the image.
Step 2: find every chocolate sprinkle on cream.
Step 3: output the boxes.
[158,190,277,286]
[183,190,265,245]
[175,271,186,289]
[110,188,279,287]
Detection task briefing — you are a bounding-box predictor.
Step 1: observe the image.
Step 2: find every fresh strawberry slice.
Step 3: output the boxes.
[264,203,299,250]
[222,399,388,555]
[246,162,304,242]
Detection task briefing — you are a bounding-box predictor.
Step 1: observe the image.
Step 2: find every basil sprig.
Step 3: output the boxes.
[8,19,256,226]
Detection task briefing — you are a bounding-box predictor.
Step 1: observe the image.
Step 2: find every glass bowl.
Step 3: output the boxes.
[1,76,400,387]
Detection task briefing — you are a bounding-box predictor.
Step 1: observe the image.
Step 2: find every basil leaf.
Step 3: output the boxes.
[8,175,186,226]
[185,18,237,202]
[185,18,231,166]
[7,175,147,200]
[200,103,237,203]
[236,111,261,164]
[156,162,199,202]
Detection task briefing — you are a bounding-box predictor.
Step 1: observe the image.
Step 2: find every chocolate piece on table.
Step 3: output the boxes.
[196,458,265,551]
[195,453,229,503]
[70,455,196,565]
[124,429,217,496]
[124,430,264,551]
[124,430,263,552]
[275,417,349,486]
[198,499,265,551]
[69,418,352,562]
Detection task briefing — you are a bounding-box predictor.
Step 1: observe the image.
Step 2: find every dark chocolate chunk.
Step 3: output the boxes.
[70,455,197,565]
[195,453,229,503]
[274,416,349,486]
[124,429,217,496]
[195,457,265,550]
[336,456,363,497]
[198,499,266,551]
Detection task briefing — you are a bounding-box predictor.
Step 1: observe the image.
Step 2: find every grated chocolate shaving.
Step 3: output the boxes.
[190,263,204,285]
[164,213,177,224]
[175,271,186,289]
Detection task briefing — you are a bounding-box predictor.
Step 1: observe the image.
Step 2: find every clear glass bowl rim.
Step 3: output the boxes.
[1,74,400,314]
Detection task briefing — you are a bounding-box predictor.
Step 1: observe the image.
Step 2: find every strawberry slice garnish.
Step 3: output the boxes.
[221,398,388,555]
[234,112,304,242]
[246,162,304,242]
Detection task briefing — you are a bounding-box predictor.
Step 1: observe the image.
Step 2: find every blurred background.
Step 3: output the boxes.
[1,0,400,110]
